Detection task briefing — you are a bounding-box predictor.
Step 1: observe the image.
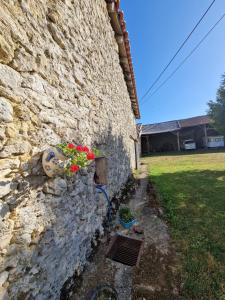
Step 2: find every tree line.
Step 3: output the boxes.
[208,75,225,135]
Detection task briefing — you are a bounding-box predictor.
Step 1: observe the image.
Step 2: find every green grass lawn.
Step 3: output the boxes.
[144,151,225,300]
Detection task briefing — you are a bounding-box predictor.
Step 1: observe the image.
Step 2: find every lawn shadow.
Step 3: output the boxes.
[151,169,225,214]
[142,148,225,158]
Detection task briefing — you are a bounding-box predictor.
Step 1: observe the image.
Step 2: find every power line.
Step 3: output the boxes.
[141,13,225,106]
[140,0,216,102]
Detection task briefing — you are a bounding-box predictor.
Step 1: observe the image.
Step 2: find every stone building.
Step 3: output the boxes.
[0,0,140,299]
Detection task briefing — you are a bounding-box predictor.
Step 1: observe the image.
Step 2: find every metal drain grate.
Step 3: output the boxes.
[106,235,143,266]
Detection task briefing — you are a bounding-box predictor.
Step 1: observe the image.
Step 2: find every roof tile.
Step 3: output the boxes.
[141,115,211,135]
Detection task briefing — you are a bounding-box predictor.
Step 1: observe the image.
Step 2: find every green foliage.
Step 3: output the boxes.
[208,75,225,135]
[92,147,102,158]
[56,143,97,175]
[57,143,89,168]
[119,207,134,223]
[72,151,89,168]
[57,143,75,158]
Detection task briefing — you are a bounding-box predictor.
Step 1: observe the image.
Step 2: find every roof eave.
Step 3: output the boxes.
[106,0,140,119]
[141,129,179,135]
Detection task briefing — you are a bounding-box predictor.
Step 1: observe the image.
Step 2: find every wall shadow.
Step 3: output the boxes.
[2,125,135,299]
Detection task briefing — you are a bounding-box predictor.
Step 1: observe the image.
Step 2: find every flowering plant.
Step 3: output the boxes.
[56,143,98,175]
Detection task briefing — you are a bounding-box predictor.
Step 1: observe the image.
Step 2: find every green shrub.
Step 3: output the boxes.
[119,207,134,223]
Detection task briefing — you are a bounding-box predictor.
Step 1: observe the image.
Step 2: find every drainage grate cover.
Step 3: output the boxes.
[106,235,143,266]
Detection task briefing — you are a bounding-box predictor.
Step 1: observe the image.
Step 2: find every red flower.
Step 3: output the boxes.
[70,164,80,172]
[76,145,84,152]
[82,146,89,153]
[87,152,95,160]
[68,143,75,149]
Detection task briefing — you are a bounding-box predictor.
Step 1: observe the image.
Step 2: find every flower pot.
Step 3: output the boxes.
[42,147,68,177]
[119,218,136,229]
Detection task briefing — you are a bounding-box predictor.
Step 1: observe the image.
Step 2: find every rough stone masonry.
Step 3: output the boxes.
[0,1,138,299]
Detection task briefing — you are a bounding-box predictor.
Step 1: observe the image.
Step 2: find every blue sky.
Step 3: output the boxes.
[120,0,225,124]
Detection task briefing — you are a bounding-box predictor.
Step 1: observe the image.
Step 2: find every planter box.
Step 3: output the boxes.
[119,218,136,229]
[94,157,108,185]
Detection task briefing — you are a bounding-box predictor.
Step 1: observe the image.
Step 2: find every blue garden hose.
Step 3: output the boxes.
[95,185,112,224]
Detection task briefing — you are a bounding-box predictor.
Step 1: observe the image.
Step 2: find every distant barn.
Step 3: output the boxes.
[140,115,224,155]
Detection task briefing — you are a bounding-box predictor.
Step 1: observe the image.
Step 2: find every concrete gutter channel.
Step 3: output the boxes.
[69,164,180,300]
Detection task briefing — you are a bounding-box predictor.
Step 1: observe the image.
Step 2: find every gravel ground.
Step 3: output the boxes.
[69,164,180,300]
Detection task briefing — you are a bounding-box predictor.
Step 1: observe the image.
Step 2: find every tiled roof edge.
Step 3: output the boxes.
[141,115,212,135]
[105,0,140,119]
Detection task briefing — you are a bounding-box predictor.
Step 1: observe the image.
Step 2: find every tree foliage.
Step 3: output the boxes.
[208,75,225,135]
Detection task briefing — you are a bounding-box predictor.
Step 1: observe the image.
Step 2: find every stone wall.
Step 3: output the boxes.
[0,1,137,299]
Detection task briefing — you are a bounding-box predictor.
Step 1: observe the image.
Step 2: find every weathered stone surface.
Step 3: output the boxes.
[0,141,31,158]
[0,35,14,64]
[0,287,9,300]
[0,219,14,250]
[47,9,60,24]
[0,0,138,299]
[37,126,61,146]
[0,87,22,104]
[0,271,8,287]
[43,178,67,196]
[11,48,36,72]
[0,159,20,173]
[0,98,13,123]
[5,124,17,139]
[0,127,5,141]
[0,65,22,89]
[48,23,66,50]
[0,179,13,198]
[0,201,9,219]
